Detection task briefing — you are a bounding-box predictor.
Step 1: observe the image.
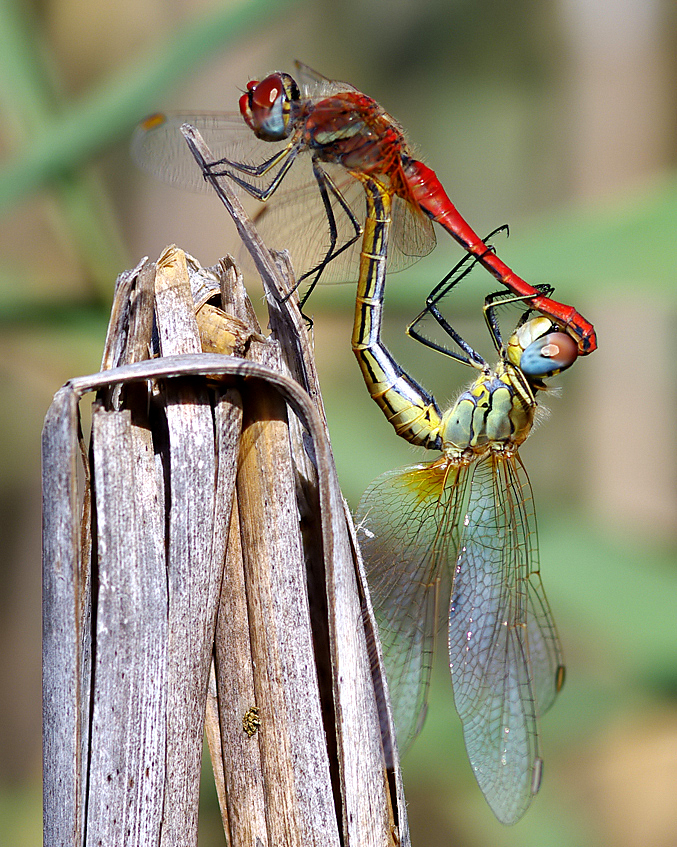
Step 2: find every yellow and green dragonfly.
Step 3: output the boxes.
[351,177,580,825]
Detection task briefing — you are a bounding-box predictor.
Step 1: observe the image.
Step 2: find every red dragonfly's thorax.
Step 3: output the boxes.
[302,92,409,183]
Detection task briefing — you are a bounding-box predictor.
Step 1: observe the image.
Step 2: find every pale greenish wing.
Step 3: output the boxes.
[520,456,565,716]
[448,453,563,825]
[355,459,469,752]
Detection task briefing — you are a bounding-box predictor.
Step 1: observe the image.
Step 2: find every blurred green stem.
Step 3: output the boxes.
[0,0,299,301]
[0,0,129,299]
[0,0,299,211]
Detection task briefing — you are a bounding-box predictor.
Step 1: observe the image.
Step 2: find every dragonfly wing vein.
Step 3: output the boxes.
[448,454,562,825]
[356,460,468,752]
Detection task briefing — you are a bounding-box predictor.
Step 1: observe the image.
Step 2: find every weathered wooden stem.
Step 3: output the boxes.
[42,126,409,847]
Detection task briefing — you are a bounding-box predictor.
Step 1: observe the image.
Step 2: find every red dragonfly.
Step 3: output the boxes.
[133,61,596,355]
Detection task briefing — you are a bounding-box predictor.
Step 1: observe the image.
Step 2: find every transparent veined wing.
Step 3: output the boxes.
[390,192,436,263]
[293,59,361,99]
[250,164,435,284]
[131,113,435,284]
[448,452,564,825]
[131,112,272,193]
[355,458,470,752]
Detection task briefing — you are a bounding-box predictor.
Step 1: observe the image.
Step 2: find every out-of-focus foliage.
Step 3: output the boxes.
[2,0,676,845]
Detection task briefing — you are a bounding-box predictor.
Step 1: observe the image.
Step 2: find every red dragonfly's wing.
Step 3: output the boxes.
[131,111,277,193]
[132,110,435,283]
[355,459,468,752]
[448,453,564,825]
[250,162,435,284]
[391,193,436,262]
[293,60,360,98]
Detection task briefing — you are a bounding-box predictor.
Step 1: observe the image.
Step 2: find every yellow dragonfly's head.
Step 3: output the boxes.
[506,317,578,384]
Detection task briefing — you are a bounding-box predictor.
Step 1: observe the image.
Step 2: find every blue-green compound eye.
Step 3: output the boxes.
[520,331,578,378]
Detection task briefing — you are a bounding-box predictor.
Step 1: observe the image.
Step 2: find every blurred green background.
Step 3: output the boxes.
[2,0,677,844]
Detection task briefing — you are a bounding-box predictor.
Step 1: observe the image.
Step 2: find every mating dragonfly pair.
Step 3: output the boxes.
[133,62,595,825]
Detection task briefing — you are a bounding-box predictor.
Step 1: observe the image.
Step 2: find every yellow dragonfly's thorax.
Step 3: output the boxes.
[440,361,536,458]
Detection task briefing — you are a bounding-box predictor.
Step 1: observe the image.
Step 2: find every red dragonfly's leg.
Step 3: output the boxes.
[407,239,496,366]
[402,159,597,355]
[296,160,363,307]
[206,151,362,314]
[205,143,300,201]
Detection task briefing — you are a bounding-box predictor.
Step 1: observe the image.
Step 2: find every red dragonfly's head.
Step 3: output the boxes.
[240,73,301,141]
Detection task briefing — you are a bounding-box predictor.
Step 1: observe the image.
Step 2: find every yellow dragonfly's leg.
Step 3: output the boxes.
[351,178,443,450]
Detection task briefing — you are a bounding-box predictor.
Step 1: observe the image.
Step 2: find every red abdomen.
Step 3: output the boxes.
[402,159,597,354]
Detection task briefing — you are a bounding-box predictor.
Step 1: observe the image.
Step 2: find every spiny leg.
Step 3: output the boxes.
[406,228,508,367]
[295,161,363,310]
[482,284,555,352]
[204,142,300,201]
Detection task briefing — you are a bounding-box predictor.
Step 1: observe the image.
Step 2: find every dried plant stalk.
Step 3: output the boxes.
[43,133,409,847]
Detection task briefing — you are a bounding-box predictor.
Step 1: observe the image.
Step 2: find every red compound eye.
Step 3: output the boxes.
[240,72,298,140]
[250,74,285,109]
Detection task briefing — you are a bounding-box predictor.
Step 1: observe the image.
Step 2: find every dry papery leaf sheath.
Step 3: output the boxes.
[42,124,409,847]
